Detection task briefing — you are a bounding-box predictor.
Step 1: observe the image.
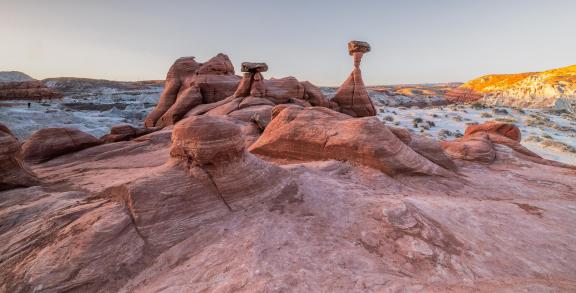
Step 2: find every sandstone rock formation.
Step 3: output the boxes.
[2,112,576,291]
[445,64,576,111]
[249,105,454,177]
[21,128,103,163]
[101,124,158,143]
[441,121,576,169]
[0,78,62,101]
[144,54,241,128]
[0,123,38,190]
[2,49,576,292]
[331,41,377,117]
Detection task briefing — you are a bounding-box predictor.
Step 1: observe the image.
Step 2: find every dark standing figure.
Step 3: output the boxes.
[27,102,31,108]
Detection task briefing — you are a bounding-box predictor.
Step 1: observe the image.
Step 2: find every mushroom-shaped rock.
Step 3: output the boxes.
[21,128,102,163]
[348,40,371,55]
[0,123,38,190]
[241,62,269,73]
[249,106,454,177]
[331,41,376,117]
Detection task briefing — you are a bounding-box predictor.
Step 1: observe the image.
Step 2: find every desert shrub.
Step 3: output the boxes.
[383,115,394,122]
[438,129,453,137]
[494,117,517,123]
[470,102,486,110]
[451,115,462,122]
[481,112,493,118]
[493,108,509,115]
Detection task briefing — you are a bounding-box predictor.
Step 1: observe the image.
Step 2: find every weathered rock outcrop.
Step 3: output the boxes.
[0,80,63,101]
[0,123,38,190]
[249,105,454,176]
[101,124,158,143]
[146,54,334,129]
[4,50,576,293]
[144,54,241,128]
[441,121,576,169]
[446,64,576,111]
[21,128,103,163]
[331,41,377,117]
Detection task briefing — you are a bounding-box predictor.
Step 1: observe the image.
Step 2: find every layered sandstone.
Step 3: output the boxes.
[2,49,576,293]
[445,64,576,111]
[249,105,454,177]
[0,80,62,101]
[441,121,575,169]
[0,123,38,190]
[331,41,377,117]
[101,124,158,143]
[144,54,241,128]
[21,128,103,163]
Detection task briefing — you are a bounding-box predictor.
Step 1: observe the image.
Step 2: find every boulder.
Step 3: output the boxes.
[331,41,376,117]
[389,126,457,171]
[249,106,454,177]
[465,121,521,142]
[21,128,103,163]
[439,122,570,167]
[441,132,496,163]
[348,40,371,55]
[241,62,269,73]
[301,81,330,107]
[0,123,38,190]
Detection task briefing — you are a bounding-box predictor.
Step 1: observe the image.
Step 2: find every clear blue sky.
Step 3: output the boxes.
[2,0,575,85]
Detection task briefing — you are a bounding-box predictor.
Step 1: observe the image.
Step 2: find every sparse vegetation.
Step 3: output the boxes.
[493,108,509,115]
[494,117,517,123]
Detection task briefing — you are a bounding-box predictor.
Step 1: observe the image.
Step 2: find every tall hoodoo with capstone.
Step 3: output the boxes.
[331,41,376,117]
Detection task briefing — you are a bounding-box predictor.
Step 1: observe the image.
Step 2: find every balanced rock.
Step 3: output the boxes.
[241,62,269,73]
[21,128,103,163]
[0,123,38,190]
[331,41,376,117]
[348,40,371,55]
[249,106,454,177]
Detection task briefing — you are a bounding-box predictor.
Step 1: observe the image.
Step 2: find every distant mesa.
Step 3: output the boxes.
[0,71,63,101]
[446,64,576,111]
[0,71,34,82]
